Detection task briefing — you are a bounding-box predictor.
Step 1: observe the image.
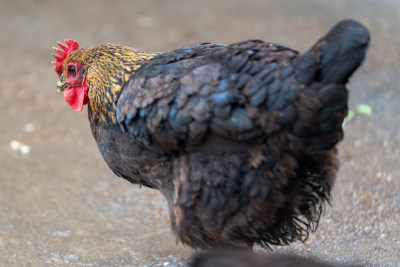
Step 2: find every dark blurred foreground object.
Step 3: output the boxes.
[54,20,369,249]
[189,251,362,267]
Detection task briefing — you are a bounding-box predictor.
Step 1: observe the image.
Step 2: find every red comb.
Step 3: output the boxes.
[53,39,79,75]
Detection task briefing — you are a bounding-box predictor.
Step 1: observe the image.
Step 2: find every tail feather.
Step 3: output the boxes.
[295,20,370,85]
[292,20,369,152]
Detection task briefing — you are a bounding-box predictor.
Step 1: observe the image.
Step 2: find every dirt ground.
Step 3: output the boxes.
[0,0,399,266]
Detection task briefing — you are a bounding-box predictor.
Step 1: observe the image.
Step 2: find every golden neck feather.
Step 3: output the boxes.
[67,44,158,124]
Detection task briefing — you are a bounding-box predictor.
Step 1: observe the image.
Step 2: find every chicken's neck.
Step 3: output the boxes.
[71,44,158,125]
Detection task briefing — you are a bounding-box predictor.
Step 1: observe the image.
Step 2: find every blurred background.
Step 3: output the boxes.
[0,0,399,266]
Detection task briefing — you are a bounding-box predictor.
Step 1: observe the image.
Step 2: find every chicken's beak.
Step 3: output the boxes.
[57,80,69,92]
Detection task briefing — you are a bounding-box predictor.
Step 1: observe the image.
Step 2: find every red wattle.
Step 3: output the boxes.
[64,86,88,112]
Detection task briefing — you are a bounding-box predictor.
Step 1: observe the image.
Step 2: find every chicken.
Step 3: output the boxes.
[53,20,369,249]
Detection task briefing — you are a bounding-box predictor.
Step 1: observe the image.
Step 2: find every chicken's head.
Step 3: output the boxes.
[53,39,89,112]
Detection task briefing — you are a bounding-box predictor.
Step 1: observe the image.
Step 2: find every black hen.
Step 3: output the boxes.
[54,20,369,249]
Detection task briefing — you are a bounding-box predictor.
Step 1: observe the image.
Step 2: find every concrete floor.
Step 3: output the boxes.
[0,0,399,266]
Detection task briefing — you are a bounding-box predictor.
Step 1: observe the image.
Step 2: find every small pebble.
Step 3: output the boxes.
[20,145,31,154]
[53,230,72,237]
[23,123,35,132]
[10,140,31,155]
[10,140,23,150]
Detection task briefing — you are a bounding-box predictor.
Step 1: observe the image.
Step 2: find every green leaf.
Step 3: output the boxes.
[346,110,355,121]
[343,110,355,126]
[355,104,372,116]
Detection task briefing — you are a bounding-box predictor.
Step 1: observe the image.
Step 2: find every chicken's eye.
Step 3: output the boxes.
[68,65,76,76]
